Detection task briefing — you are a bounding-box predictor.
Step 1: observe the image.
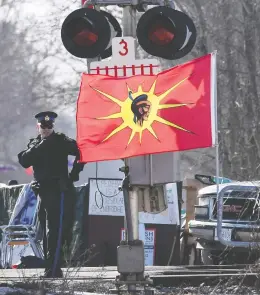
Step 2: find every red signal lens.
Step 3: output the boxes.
[73,29,98,46]
[66,17,99,47]
[149,26,174,45]
[148,18,175,46]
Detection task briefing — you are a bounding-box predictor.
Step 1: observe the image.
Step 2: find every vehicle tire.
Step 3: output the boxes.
[200,249,214,265]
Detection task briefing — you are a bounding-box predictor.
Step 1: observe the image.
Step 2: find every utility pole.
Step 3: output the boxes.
[121,4,139,242]
[116,7,145,294]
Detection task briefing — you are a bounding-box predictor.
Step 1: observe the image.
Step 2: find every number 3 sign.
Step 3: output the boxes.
[119,39,128,56]
[112,37,136,61]
[89,36,160,77]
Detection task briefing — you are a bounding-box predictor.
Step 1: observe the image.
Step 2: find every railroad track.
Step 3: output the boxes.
[0,265,259,286]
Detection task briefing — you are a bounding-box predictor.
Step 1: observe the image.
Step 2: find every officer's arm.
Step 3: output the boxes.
[65,136,79,156]
[70,155,85,181]
[64,136,85,181]
[17,139,46,168]
[18,147,37,168]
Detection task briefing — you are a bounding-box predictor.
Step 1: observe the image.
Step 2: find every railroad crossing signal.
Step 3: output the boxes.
[61,6,196,60]
[136,6,196,60]
[61,8,122,59]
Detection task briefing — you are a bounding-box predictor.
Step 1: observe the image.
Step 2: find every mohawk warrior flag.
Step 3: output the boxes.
[76,53,217,163]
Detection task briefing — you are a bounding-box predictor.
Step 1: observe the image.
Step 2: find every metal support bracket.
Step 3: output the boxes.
[83,0,174,9]
[112,274,154,295]
[217,184,260,248]
[118,163,152,294]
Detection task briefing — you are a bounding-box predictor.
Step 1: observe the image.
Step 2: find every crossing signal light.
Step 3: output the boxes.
[61,8,122,59]
[136,7,197,60]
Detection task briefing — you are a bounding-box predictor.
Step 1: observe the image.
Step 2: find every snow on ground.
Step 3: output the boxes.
[0,287,24,295]
[0,285,259,295]
[0,289,105,295]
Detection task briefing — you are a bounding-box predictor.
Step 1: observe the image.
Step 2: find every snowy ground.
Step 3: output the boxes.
[0,290,113,295]
[0,279,259,295]
[0,285,259,295]
[1,246,259,294]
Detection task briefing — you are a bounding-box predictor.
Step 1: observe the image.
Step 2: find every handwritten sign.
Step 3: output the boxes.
[89,179,180,224]
[121,228,156,266]
[139,183,180,225]
[88,178,125,216]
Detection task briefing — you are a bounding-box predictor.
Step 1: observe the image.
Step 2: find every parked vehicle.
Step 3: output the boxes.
[189,178,260,265]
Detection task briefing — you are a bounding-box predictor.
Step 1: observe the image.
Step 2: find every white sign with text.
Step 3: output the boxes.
[89,179,180,224]
[121,227,156,266]
[88,178,125,216]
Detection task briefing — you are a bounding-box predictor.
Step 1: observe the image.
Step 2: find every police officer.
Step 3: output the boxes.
[18,111,84,278]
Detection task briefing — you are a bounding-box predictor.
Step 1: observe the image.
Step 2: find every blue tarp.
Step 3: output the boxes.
[9,184,37,226]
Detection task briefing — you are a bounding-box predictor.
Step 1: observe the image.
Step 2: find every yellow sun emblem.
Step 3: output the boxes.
[92,76,193,145]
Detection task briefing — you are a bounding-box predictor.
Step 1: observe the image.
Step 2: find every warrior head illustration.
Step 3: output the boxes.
[128,91,151,127]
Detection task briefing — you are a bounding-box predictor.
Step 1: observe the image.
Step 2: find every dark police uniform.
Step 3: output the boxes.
[17,111,84,278]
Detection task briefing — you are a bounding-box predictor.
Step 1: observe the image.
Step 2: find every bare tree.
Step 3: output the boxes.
[0,2,77,182]
[164,0,260,181]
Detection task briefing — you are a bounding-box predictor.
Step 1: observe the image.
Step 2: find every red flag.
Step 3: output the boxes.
[76,53,216,163]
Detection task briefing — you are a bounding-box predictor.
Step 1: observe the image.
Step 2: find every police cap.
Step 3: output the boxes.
[35,111,58,123]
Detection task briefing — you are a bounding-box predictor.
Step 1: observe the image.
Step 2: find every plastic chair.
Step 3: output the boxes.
[0,183,44,268]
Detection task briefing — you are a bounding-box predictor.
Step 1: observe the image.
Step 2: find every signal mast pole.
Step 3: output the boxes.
[81,2,146,293]
[117,5,143,294]
[121,4,139,242]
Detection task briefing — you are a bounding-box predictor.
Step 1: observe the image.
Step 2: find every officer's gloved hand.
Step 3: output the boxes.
[35,137,53,151]
[36,138,49,149]
[27,139,45,154]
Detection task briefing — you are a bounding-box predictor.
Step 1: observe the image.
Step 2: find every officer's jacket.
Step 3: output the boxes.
[18,132,82,182]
